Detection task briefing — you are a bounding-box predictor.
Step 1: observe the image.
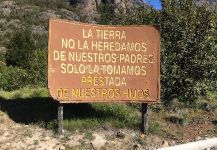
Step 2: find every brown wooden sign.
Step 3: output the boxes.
[48,19,160,103]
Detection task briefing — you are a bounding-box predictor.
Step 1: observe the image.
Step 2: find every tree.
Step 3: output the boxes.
[28,49,47,87]
[97,3,116,25]
[100,0,217,104]
[5,28,48,88]
[160,0,217,104]
[6,28,36,70]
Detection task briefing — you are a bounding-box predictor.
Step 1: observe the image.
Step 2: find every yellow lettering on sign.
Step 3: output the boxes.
[62,38,75,49]
[83,29,93,38]
[102,88,107,97]
[78,40,89,50]
[95,30,126,40]
[81,76,127,87]
[53,51,66,61]
[57,88,69,99]
[123,89,150,99]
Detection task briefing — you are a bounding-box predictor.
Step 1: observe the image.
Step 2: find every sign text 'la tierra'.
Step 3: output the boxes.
[48,19,160,103]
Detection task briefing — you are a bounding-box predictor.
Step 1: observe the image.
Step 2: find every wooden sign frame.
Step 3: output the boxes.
[48,19,160,104]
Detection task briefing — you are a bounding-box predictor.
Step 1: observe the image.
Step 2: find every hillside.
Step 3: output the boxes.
[0,0,146,53]
[0,0,77,52]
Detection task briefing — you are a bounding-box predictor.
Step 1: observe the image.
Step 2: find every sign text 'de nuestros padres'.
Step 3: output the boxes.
[48,19,160,103]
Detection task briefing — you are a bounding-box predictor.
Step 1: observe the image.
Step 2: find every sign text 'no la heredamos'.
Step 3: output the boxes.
[48,19,160,103]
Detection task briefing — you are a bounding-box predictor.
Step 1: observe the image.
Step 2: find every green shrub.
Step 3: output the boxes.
[165,114,189,126]
[97,3,116,25]
[0,64,28,91]
[28,49,47,86]
[0,51,6,64]
[149,121,162,134]
[160,0,217,104]
[6,28,36,69]
[5,28,48,88]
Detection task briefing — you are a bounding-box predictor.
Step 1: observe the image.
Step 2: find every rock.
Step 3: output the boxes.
[76,0,98,23]
[204,103,212,112]
[133,144,141,150]
[71,0,144,22]
[40,10,61,22]
[116,130,125,139]
[171,141,176,146]
[140,134,145,139]
[59,145,65,150]
[60,9,80,21]
[131,132,137,138]
[91,134,106,150]
[162,140,169,147]
[195,136,202,141]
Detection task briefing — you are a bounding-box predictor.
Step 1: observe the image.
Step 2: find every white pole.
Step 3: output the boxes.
[158,138,217,150]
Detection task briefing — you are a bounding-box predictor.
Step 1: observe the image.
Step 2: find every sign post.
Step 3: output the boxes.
[141,103,148,134]
[57,103,63,135]
[48,19,160,135]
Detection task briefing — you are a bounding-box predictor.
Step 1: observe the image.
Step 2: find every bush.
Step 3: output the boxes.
[0,64,28,91]
[5,28,48,88]
[28,49,48,87]
[6,28,36,69]
[0,51,6,64]
[97,3,116,25]
[160,0,217,104]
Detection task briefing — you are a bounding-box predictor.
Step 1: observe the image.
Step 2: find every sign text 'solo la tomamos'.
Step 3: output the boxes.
[48,19,160,103]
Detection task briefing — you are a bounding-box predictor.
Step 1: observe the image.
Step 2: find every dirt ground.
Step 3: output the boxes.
[0,108,216,150]
[0,110,171,150]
